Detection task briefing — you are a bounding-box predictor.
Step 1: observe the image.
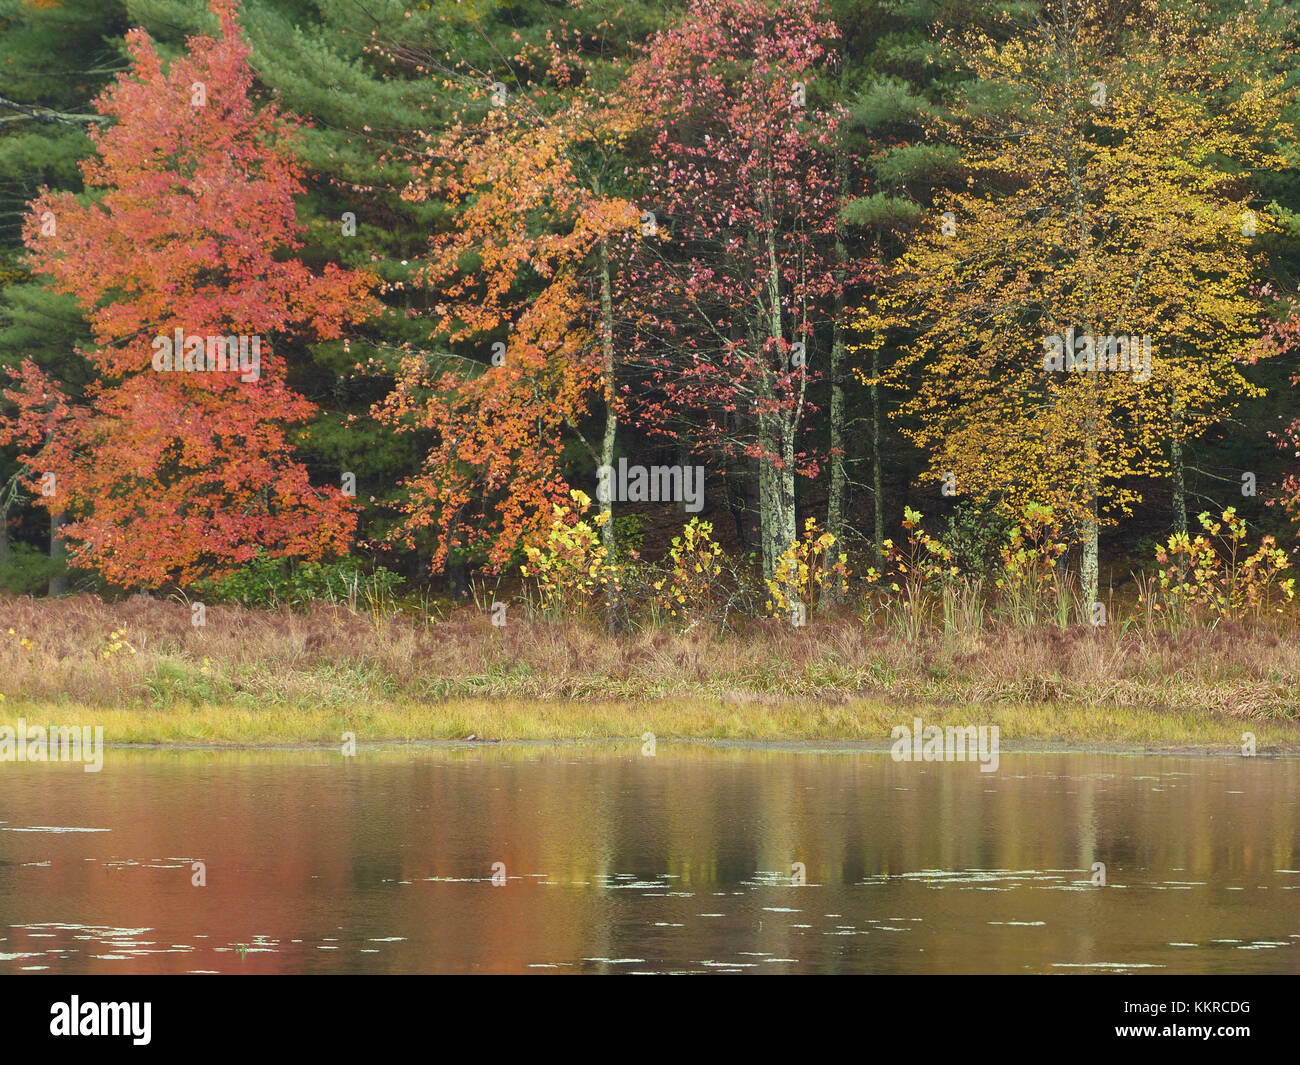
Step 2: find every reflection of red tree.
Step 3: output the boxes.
[3,749,1298,974]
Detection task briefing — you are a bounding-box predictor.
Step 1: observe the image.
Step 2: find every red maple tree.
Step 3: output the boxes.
[2,0,377,587]
[616,0,863,577]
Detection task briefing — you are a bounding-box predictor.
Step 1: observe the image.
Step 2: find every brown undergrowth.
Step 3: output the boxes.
[1,594,1296,723]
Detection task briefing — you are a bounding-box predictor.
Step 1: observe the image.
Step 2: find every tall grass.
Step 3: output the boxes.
[2,592,1299,724]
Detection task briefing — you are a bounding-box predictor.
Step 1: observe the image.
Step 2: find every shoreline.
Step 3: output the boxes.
[3,696,1296,753]
[45,740,1300,756]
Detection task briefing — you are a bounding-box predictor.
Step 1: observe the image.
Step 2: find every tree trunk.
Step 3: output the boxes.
[48,510,67,596]
[758,417,797,584]
[598,238,620,635]
[446,552,468,600]
[1080,377,1100,613]
[827,326,846,500]
[1169,405,1187,536]
[824,65,850,606]
[676,442,691,519]
[826,321,847,608]
[758,190,798,596]
[1080,493,1098,613]
[871,340,884,569]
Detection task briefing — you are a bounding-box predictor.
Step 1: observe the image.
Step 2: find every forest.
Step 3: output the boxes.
[1,0,1299,644]
[7,0,1300,994]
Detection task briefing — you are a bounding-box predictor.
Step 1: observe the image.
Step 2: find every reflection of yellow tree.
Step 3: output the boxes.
[28,747,1300,973]
[855,0,1292,605]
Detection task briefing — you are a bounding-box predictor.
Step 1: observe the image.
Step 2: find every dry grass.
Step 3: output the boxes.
[1,594,1298,743]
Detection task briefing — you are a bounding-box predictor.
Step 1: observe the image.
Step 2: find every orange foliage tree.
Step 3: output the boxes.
[374,48,640,575]
[1,0,376,588]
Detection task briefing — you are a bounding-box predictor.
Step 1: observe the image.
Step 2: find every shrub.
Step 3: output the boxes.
[941,502,1012,582]
[520,490,611,618]
[0,542,66,595]
[192,551,404,611]
[1142,508,1295,626]
[995,502,1067,627]
[653,517,727,629]
[766,517,852,622]
[878,507,953,638]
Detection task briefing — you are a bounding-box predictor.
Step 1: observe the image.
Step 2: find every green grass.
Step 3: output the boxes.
[3,695,1295,750]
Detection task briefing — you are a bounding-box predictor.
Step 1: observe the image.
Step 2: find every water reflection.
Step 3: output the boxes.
[0,745,1297,973]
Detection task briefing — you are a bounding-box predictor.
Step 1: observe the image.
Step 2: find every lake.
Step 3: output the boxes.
[1,744,1297,974]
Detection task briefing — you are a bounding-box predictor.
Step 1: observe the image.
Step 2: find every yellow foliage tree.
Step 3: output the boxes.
[855,0,1295,606]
